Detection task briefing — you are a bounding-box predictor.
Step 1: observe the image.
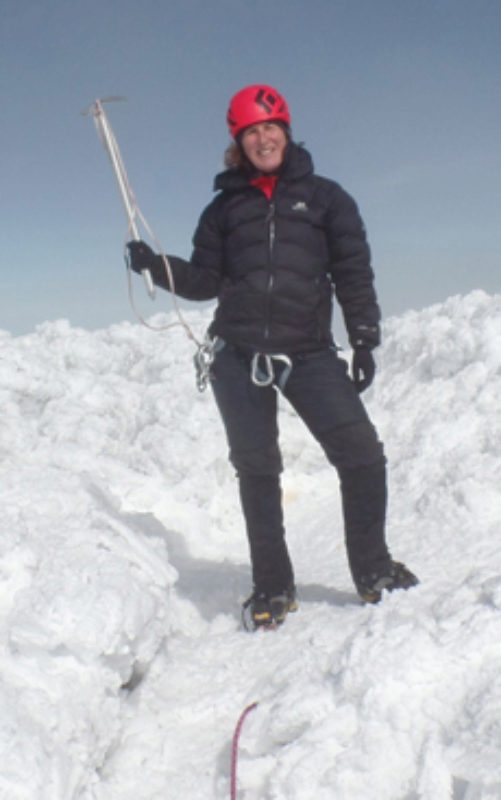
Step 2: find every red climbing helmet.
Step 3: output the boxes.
[227,84,291,138]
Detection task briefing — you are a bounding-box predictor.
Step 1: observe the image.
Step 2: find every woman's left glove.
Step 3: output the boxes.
[352,347,376,393]
[126,240,156,274]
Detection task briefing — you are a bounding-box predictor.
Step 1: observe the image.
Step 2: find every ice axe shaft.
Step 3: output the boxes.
[86,98,155,299]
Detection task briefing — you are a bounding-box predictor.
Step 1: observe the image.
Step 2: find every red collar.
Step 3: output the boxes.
[250,174,278,200]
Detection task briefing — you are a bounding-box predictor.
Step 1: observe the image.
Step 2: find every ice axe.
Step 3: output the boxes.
[83,97,155,299]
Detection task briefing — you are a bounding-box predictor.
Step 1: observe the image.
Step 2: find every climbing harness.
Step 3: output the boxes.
[193,341,294,395]
[230,702,259,799]
[250,352,292,390]
[83,97,209,390]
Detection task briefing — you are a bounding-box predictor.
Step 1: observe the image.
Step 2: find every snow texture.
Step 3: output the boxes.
[1,290,501,799]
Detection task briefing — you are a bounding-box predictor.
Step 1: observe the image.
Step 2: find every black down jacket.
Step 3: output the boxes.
[149,142,381,354]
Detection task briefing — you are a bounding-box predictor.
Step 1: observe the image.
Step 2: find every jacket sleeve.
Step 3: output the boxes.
[325,185,381,349]
[146,198,224,300]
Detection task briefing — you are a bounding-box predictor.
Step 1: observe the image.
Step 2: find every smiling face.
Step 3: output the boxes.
[240,121,288,173]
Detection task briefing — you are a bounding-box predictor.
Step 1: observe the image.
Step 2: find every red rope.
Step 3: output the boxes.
[230,702,258,800]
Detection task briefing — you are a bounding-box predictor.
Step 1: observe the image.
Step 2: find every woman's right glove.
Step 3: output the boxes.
[126,240,156,274]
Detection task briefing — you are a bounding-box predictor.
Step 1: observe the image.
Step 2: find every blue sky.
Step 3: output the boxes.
[2,0,500,336]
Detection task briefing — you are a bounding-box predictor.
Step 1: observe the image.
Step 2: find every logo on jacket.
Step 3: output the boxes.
[291,201,308,212]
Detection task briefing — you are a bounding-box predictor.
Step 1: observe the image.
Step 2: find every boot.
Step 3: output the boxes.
[355,560,419,604]
[243,584,298,629]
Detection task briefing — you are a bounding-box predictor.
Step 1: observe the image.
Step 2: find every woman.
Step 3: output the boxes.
[128,84,418,629]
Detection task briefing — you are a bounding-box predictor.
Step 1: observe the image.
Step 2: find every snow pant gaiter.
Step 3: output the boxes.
[338,460,390,582]
[238,473,295,595]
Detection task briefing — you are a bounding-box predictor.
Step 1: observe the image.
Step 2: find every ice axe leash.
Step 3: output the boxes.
[83,98,211,388]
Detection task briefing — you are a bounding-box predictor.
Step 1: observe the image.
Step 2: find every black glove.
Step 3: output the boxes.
[126,240,156,274]
[352,347,376,393]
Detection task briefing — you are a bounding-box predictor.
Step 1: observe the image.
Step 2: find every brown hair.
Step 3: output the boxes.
[223,141,245,170]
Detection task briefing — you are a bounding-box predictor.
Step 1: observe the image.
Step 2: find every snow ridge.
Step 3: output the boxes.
[1,292,500,799]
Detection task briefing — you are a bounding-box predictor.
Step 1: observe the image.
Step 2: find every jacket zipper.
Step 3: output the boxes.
[264,202,276,340]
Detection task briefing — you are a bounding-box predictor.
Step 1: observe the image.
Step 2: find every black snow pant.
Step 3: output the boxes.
[209,343,390,594]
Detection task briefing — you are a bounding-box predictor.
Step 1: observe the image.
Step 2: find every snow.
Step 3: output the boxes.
[1,289,501,799]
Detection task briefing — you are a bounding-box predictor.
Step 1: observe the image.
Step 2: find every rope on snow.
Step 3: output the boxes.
[230,702,259,800]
